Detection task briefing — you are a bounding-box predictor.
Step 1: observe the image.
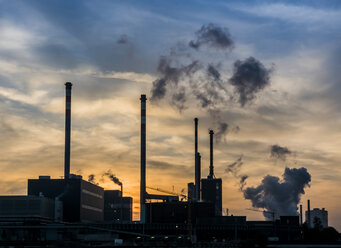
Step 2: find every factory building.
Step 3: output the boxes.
[306,207,328,228]
[0,195,55,219]
[28,175,104,222]
[104,190,132,223]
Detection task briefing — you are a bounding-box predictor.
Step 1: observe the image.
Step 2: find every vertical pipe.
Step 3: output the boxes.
[209,130,214,179]
[194,118,199,201]
[195,152,201,201]
[300,204,303,225]
[307,199,311,227]
[64,82,72,180]
[140,94,147,223]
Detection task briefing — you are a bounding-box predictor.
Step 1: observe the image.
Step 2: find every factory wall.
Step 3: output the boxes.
[201,178,222,216]
[27,177,104,222]
[0,195,55,219]
[104,190,132,223]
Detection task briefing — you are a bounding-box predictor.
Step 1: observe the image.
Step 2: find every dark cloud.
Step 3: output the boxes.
[225,155,243,175]
[215,122,228,143]
[229,57,272,107]
[240,175,248,191]
[243,167,311,219]
[189,23,234,50]
[103,170,122,186]
[88,174,95,184]
[270,144,292,161]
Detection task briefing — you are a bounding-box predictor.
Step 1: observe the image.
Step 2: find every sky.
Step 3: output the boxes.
[0,0,341,230]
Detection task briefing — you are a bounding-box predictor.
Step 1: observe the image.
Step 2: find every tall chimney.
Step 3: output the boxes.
[300,204,303,225]
[140,94,147,223]
[307,199,311,227]
[194,118,200,201]
[195,152,201,201]
[64,82,72,180]
[208,130,215,179]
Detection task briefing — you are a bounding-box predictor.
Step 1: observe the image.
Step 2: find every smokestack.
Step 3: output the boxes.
[194,118,200,201]
[208,130,215,179]
[300,204,303,225]
[64,82,72,180]
[195,152,201,201]
[307,199,311,227]
[140,94,147,223]
[194,118,198,160]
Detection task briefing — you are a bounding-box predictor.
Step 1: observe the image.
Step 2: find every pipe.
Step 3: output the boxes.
[195,152,201,201]
[140,94,147,223]
[307,199,311,227]
[300,204,303,225]
[208,130,214,179]
[194,118,200,201]
[64,82,72,180]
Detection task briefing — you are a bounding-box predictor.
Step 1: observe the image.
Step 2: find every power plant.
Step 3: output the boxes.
[0,83,336,247]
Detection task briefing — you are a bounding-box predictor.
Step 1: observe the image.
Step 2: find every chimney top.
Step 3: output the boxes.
[140,94,147,101]
[65,82,72,88]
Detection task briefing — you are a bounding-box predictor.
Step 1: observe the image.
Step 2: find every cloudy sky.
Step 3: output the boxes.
[1,0,341,229]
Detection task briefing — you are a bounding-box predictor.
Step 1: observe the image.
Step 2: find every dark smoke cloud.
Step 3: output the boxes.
[189,23,234,50]
[225,156,249,191]
[243,167,311,219]
[215,122,228,143]
[240,175,248,191]
[229,57,272,107]
[270,144,292,161]
[150,57,201,102]
[103,170,122,186]
[117,34,128,44]
[88,174,95,183]
[225,155,243,175]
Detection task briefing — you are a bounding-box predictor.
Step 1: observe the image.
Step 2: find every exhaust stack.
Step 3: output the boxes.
[140,94,147,223]
[64,82,72,180]
[194,118,200,201]
[300,204,303,225]
[208,130,215,179]
[307,199,311,227]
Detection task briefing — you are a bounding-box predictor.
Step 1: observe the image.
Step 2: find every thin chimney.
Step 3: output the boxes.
[307,199,311,227]
[194,118,200,201]
[64,82,72,180]
[140,94,147,223]
[300,204,303,225]
[208,130,215,179]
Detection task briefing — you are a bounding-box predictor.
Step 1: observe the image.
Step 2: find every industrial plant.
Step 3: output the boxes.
[0,82,338,247]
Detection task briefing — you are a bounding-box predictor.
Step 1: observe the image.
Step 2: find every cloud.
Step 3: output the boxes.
[270,144,292,161]
[243,167,311,219]
[229,57,272,107]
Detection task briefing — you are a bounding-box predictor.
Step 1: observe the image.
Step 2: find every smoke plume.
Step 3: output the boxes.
[243,167,311,219]
[215,122,229,143]
[225,155,243,175]
[229,57,272,107]
[103,170,122,186]
[270,144,292,161]
[189,23,234,50]
[88,174,95,183]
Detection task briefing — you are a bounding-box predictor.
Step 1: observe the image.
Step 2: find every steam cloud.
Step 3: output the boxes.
[189,23,234,50]
[229,57,272,107]
[243,167,311,219]
[270,144,292,161]
[103,170,122,186]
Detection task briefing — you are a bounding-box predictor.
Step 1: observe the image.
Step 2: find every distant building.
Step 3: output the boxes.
[0,195,55,219]
[104,190,132,223]
[201,178,222,216]
[28,175,104,222]
[305,208,328,228]
[187,182,195,200]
